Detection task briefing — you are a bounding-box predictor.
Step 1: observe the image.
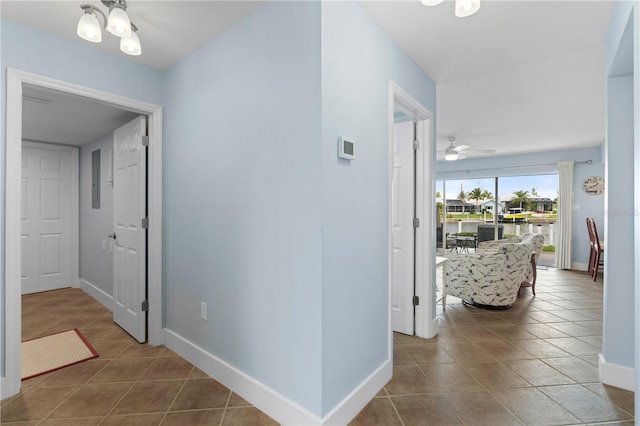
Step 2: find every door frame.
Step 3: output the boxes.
[3,68,164,399]
[388,82,436,342]
[21,141,79,295]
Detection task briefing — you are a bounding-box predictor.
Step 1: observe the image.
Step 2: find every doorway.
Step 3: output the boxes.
[2,68,164,399]
[388,82,436,341]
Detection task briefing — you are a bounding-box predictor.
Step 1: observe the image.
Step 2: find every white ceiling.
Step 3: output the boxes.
[2,1,614,159]
[361,0,613,160]
[1,1,265,70]
[22,85,139,146]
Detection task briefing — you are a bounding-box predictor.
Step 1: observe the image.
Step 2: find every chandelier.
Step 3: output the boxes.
[77,0,141,56]
[421,0,481,18]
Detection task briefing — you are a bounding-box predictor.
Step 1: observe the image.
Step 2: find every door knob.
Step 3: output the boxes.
[108,233,116,239]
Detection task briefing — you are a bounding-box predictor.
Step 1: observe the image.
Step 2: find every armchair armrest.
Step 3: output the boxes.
[478,237,521,251]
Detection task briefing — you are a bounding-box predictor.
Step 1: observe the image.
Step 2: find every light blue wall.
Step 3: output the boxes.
[162,1,323,416]
[603,1,637,375]
[79,134,114,296]
[0,17,162,378]
[320,2,436,414]
[572,158,606,265]
[436,147,605,266]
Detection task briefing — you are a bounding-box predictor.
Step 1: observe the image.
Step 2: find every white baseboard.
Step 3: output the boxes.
[79,278,113,311]
[571,262,589,272]
[322,359,392,425]
[416,317,439,339]
[599,354,635,391]
[1,377,20,400]
[164,329,390,425]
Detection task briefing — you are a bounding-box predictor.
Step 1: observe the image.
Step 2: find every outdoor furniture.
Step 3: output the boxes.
[476,224,504,244]
[436,227,457,250]
[586,217,604,281]
[479,233,544,296]
[444,241,534,309]
[453,234,477,253]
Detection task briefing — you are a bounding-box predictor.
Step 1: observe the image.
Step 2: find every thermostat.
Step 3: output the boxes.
[338,137,355,160]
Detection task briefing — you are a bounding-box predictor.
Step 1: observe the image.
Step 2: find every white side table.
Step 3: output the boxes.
[436,256,448,309]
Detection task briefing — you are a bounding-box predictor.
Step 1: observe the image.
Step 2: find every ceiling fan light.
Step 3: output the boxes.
[120,28,141,56]
[445,152,459,161]
[107,5,131,38]
[455,0,481,17]
[421,0,444,6]
[77,8,102,43]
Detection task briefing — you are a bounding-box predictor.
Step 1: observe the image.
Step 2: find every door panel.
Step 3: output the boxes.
[112,115,147,343]
[391,121,416,335]
[21,146,73,294]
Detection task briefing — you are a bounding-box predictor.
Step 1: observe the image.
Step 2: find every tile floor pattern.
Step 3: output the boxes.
[3,288,278,425]
[353,268,635,426]
[1,268,634,425]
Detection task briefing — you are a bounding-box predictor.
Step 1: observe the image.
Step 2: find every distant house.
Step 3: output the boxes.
[444,199,476,213]
[529,197,554,212]
[480,199,505,214]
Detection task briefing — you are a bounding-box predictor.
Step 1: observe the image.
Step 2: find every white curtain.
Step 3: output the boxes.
[555,161,574,269]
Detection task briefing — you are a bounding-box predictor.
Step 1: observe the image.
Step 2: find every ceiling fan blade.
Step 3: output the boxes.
[464,148,496,154]
[453,144,470,152]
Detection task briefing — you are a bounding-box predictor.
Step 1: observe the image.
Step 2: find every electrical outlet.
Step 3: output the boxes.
[200,302,208,321]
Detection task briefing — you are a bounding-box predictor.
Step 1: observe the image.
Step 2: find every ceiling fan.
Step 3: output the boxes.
[439,136,496,161]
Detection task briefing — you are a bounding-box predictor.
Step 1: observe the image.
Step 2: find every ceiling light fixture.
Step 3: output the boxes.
[445,152,459,161]
[445,139,460,161]
[455,0,481,17]
[77,0,141,56]
[421,0,481,18]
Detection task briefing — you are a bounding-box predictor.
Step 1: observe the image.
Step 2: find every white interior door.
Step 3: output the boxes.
[21,144,74,295]
[113,116,147,343]
[391,121,415,335]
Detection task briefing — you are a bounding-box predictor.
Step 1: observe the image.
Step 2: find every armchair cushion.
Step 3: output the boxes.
[445,241,533,308]
[478,233,544,284]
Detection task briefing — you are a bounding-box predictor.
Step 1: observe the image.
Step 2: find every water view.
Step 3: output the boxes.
[443,220,555,246]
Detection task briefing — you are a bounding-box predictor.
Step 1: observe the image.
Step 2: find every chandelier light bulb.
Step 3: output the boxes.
[455,0,481,17]
[120,29,142,56]
[107,5,132,38]
[77,9,102,43]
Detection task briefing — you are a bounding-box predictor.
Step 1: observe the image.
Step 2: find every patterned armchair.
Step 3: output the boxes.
[479,233,544,294]
[445,241,533,308]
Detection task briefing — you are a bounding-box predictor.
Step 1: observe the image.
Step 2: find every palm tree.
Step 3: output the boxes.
[457,186,467,213]
[511,190,530,209]
[467,187,485,212]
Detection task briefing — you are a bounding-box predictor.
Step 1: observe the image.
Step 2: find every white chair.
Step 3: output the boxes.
[445,241,533,309]
[479,233,544,296]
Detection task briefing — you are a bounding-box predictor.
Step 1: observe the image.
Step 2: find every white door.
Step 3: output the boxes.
[391,121,415,335]
[113,116,147,343]
[21,145,74,295]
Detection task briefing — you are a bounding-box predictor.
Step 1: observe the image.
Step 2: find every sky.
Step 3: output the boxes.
[436,173,558,202]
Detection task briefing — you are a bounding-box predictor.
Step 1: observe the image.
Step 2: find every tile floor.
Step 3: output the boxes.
[2,268,635,425]
[3,288,278,425]
[352,268,635,425]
